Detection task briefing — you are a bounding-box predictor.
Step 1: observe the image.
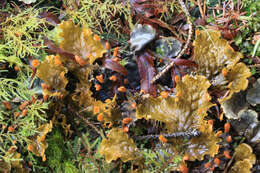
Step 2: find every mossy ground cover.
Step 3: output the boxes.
[0,0,259,172]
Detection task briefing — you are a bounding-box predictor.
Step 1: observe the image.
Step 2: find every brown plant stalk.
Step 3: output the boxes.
[151,0,193,84]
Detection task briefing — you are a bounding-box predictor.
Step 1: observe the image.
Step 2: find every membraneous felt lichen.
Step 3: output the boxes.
[193,29,251,102]
[137,75,220,161]
[229,143,256,173]
[37,55,68,95]
[99,128,139,163]
[193,29,242,79]
[59,20,106,64]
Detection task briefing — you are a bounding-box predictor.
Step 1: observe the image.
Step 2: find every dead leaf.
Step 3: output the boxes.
[136,51,157,97]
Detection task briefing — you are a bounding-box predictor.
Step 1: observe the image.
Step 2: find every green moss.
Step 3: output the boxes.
[45,129,79,172]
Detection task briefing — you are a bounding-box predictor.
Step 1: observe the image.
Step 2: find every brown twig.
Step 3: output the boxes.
[151,0,193,84]
[223,153,235,173]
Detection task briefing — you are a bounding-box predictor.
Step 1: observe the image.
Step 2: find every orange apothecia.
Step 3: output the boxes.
[42,155,46,162]
[179,164,188,173]
[160,91,169,98]
[27,144,33,151]
[224,150,231,159]
[222,68,228,76]
[208,119,214,126]
[75,55,87,66]
[182,154,189,162]
[176,91,181,97]
[22,109,28,117]
[14,66,20,71]
[118,86,126,93]
[95,84,101,91]
[8,126,15,132]
[205,93,211,101]
[174,75,181,83]
[97,113,103,122]
[226,135,232,143]
[228,45,234,51]
[122,118,133,124]
[131,102,137,108]
[54,56,62,66]
[93,34,100,41]
[124,79,129,84]
[204,162,211,168]
[43,94,48,101]
[224,122,230,133]
[123,126,129,133]
[32,59,40,68]
[14,112,20,118]
[109,75,117,82]
[214,158,221,166]
[93,106,100,114]
[113,47,119,57]
[195,29,200,36]
[2,101,11,110]
[96,74,104,83]
[41,83,48,90]
[105,42,110,50]
[159,135,167,143]
[112,57,119,62]
[215,130,223,137]
[19,101,29,110]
